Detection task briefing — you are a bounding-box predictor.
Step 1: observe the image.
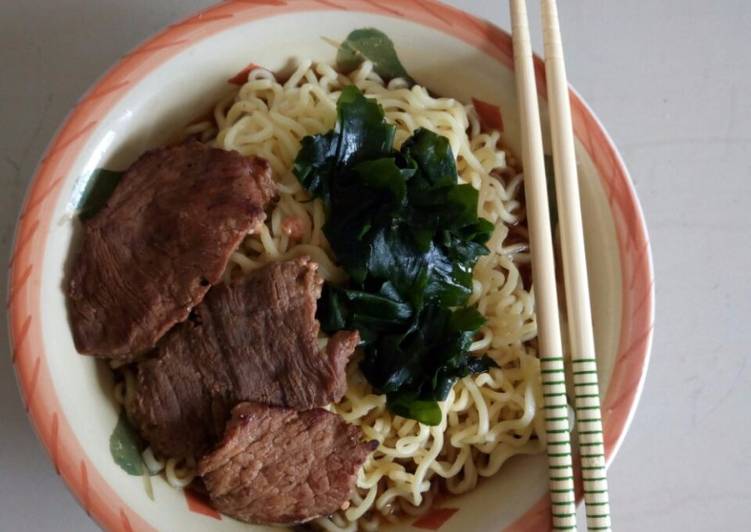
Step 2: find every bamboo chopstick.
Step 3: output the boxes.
[541,0,612,529]
[509,1,577,530]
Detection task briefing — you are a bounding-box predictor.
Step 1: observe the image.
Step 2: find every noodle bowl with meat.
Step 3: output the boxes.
[110,58,544,531]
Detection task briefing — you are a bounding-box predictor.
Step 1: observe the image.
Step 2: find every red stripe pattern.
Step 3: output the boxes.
[6,265,32,309]
[81,460,90,515]
[10,315,31,363]
[8,219,39,267]
[170,12,235,28]
[83,80,131,103]
[51,412,60,474]
[120,509,134,532]
[24,357,41,412]
[363,0,404,17]
[314,0,347,10]
[411,0,453,27]
[43,122,98,162]
[124,39,190,58]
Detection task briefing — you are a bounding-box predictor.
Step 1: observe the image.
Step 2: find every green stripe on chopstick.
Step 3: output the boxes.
[510,2,582,529]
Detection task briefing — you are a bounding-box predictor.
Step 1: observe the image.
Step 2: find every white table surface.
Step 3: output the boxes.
[1,1,749,530]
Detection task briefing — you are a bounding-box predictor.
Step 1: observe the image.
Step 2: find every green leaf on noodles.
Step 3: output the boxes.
[109,411,143,476]
[337,28,414,83]
[293,86,496,426]
[78,168,123,220]
[387,392,442,426]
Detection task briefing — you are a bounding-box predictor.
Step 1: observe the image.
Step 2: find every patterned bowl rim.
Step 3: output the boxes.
[6,1,654,530]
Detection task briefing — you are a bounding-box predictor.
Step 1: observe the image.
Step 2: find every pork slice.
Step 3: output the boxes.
[198,402,377,525]
[67,140,276,361]
[130,257,359,458]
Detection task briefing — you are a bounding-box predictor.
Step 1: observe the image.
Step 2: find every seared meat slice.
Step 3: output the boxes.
[67,140,276,361]
[198,402,377,525]
[130,257,359,458]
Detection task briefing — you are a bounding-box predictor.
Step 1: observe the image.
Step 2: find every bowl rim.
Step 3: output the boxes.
[6,1,654,531]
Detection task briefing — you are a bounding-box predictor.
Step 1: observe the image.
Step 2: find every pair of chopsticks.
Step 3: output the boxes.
[509,1,611,530]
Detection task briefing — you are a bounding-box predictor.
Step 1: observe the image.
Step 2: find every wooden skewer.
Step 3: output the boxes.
[541,0,612,529]
[509,1,577,530]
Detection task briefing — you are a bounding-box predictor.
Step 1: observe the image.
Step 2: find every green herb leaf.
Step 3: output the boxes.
[352,158,409,207]
[337,28,414,83]
[337,85,397,166]
[400,128,458,190]
[450,306,486,332]
[293,85,395,209]
[387,392,442,426]
[109,412,143,476]
[78,168,123,220]
[319,284,413,342]
[293,86,495,424]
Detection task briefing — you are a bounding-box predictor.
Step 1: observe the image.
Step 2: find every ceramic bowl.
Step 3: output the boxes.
[7,1,654,530]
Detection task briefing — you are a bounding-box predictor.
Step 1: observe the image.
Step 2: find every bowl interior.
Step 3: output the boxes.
[13,3,646,532]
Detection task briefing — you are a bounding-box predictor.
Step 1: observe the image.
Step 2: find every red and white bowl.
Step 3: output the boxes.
[7,1,654,530]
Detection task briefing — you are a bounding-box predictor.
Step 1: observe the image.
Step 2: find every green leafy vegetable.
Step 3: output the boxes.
[78,168,123,220]
[387,392,442,427]
[294,86,496,425]
[109,412,143,476]
[336,28,414,83]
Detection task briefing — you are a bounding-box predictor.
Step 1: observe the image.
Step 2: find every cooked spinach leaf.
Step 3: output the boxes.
[294,86,496,425]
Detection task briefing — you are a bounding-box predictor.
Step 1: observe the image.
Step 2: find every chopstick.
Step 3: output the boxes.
[509,1,577,530]
[541,0,612,530]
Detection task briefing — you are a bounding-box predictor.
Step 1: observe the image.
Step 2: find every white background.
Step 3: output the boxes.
[1,1,749,530]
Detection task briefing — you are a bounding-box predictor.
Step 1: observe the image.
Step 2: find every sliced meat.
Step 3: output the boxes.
[130,257,359,458]
[198,402,377,525]
[67,140,276,361]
